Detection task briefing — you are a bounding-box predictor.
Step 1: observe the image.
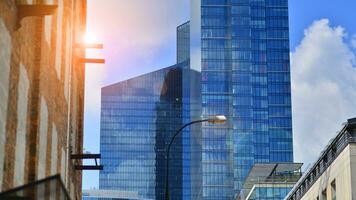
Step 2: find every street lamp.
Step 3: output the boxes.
[165,115,227,200]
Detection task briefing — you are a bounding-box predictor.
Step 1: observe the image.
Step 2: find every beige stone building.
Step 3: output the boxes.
[0,0,87,199]
[286,118,356,200]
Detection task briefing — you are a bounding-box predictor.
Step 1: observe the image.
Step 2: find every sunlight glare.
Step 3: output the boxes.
[84,32,97,44]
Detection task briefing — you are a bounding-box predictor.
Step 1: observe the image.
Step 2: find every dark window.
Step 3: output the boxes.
[331,180,336,200]
[322,189,327,200]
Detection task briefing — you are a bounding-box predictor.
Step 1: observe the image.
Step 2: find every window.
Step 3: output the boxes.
[202,0,228,5]
[231,17,251,26]
[202,7,227,15]
[331,180,336,200]
[231,6,250,15]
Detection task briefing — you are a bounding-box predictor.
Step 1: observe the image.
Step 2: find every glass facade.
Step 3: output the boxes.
[191,0,293,198]
[180,21,193,200]
[99,0,293,198]
[100,22,202,200]
[246,185,293,200]
[100,66,183,199]
[82,189,140,200]
[177,21,191,64]
[178,21,204,200]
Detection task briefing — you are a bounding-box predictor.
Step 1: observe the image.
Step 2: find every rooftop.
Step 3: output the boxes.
[286,117,356,200]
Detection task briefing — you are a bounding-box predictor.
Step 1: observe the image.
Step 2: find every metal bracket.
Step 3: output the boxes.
[75,43,105,64]
[79,58,105,64]
[70,154,103,170]
[17,4,58,29]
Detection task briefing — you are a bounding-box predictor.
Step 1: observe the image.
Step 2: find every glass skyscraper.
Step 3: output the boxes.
[190,0,293,199]
[99,0,293,199]
[100,65,183,199]
[100,22,203,200]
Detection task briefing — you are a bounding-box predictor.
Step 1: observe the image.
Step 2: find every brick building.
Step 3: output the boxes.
[0,0,87,199]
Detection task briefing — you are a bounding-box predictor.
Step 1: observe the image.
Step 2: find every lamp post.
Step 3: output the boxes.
[165,115,227,200]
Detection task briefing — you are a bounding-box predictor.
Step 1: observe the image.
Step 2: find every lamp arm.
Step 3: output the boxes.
[165,119,208,200]
[166,119,207,155]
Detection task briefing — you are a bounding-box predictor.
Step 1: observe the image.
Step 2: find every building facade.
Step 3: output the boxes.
[237,163,302,200]
[82,189,140,200]
[178,21,204,200]
[286,118,356,200]
[0,0,87,199]
[245,183,294,200]
[99,0,294,199]
[99,64,201,200]
[190,0,293,198]
[99,22,203,200]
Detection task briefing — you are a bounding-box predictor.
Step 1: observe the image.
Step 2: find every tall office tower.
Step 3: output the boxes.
[190,0,293,198]
[177,22,203,200]
[100,65,184,199]
[177,21,190,64]
[178,22,192,200]
[99,22,202,200]
[0,0,87,199]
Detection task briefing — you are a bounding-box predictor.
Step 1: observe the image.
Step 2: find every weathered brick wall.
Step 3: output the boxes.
[0,0,86,199]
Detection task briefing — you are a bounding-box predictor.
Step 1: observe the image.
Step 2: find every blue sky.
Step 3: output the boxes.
[83,0,356,189]
[289,0,356,48]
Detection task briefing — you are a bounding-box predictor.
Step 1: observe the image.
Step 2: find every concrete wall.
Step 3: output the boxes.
[350,144,356,200]
[0,0,86,199]
[301,144,356,200]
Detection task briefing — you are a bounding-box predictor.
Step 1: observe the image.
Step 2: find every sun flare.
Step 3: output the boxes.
[84,32,97,44]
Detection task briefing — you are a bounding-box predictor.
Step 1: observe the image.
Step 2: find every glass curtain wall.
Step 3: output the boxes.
[201,0,235,199]
[99,66,183,200]
[246,185,293,200]
[178,21,204,200]
[197,0,293,199]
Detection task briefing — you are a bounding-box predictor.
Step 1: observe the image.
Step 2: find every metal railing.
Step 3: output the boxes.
[287,133,356,200]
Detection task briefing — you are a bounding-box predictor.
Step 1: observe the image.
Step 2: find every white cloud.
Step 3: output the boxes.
[291,19,356,168]
[352,34,356,49]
